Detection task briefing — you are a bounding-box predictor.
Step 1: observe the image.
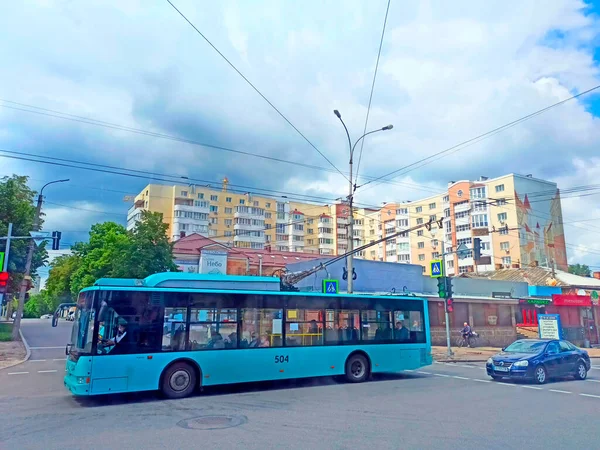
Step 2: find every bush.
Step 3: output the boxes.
[0,323,12,341]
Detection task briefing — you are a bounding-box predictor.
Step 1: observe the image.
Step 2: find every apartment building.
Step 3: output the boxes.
[354,174,567,276]
[126,173,567,273]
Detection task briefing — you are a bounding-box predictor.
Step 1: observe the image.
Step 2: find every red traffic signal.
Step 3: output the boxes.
[0,272,9,293]
[445,298,454,313]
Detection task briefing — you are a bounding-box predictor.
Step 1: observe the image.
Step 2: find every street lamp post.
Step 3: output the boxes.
[11,179,69,339]
[334,110,392,293]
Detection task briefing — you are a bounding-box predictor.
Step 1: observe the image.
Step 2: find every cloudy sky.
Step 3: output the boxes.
[1,0,600,269]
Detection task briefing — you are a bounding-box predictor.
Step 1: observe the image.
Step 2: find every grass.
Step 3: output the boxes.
[0,323,13,341]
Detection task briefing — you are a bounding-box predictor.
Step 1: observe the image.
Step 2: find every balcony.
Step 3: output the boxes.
[234,206,265,219]
[233,222,264,231]
[174,203,210,214]
[290,226,304,235]
[233,234,265,244]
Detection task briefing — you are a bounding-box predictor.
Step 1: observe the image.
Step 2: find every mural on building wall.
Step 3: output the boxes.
[515,188,567,271]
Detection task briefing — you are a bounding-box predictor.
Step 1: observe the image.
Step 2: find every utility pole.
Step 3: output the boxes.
[333,109,393,294]
[1,223,12,318]
[12,179,68,340]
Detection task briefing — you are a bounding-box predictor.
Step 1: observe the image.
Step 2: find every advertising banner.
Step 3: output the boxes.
[199,250,228,275]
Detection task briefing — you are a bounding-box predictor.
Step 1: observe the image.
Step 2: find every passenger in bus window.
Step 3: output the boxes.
[105,323,133,354]
[248,332,259,348]
[395,321,409,341]
[259,334,270,347]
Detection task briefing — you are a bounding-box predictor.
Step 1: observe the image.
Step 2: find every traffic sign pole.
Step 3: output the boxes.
[440,239,453,357]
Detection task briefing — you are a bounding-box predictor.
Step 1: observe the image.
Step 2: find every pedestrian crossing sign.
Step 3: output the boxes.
[323,279,339,294]
[430,260,443,278]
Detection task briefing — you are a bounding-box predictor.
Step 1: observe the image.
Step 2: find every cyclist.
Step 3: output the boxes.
[461,321,473,348]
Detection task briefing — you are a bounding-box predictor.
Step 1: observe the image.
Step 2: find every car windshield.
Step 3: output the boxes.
[504,340,547,353]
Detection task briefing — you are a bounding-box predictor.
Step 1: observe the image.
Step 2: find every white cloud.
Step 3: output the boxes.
[0,0,599,268]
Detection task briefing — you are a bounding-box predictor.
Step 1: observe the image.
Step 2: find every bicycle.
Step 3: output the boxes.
[456,332,479,348]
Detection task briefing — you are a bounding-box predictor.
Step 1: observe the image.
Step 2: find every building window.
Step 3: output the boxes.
[239,199,245,205]
[500,241,510,251]
[496,198,507,205]
[472,201,487,212]
[447,260,454,269]
[481,241,491,251]
[455,211,469,219]
[416,218,424,225]
[224,219,233,226]
[502,256,512,266]
[429,215,436,221]
[210,205,218,213]
[418,242,425,249]
[431,239,438,247]
[444,208,450,218]
[254,201,259,207]
[499,226,509,235]
[265,212,272,219]
[210,195,218,201]
[180,191,188,197]
[417,230,423,236]
[428,203,436,210]
[396,208,408,215]
[225,197,232,203]
[443,195,449,202]
[498,212,508,222]
[210,218,218,225]
[209,229,217,236]
[457,238,472,246]
[224,207,232,214]
[265,203,271,209]
[398,254,410,262]
[456,224,471,232]
[472,214,488,228]
[470,187,486,199]
[416,206,423,213]
[422,266,426,273]
[418,254,425,261]
[459,265,470,274]
[398,242,409,252]
[224,231,232,237]
[198,193,204,199]
[495,184,505,193]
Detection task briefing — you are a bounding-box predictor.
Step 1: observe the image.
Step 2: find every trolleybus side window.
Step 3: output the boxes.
[189,308,238,350]
[324,309,359,344]
[284,309,323,346]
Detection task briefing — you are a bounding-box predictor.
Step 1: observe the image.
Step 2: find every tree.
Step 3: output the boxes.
[118,211,178,279]
[0,175,47,318]
[568,264,591,277]
[52,211,178,295]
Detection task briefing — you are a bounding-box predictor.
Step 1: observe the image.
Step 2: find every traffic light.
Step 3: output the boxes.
[473,237,481,260]
[0,272,9,294]
[445,276,453,299]
[445,298,454,313]
[437,276,447,298]
[52,231,62,250]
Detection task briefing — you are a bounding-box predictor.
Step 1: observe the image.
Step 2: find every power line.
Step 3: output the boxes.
[355,0,391,181]
[358,83,600,192]
[164,0,349,183]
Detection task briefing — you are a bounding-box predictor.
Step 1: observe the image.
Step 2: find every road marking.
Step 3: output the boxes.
[591,366,600,370]
[521,386,542,390]
[29,359,47,362]
[497,382,516,387]
[580,393,600,399]
[585,379,600,383]
[460,365,475,368]
[472,379,490,383]
[37,370,57,373]
[453,376,470,380]
[416,371,431,375]
[7,372,29,375]
[53,358,66,361]
[29,346,64,349]
[549,389,571,394]
[433,373,450,377]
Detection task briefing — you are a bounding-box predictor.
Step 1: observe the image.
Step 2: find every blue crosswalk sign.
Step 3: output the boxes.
[430,260,443,278]
[323,279,339,294]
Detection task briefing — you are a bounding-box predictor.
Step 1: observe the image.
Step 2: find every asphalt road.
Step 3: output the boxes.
[2,321,600,449]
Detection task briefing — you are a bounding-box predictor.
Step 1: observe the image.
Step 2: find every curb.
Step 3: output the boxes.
[435,359,488,363]
[0,329,31,371]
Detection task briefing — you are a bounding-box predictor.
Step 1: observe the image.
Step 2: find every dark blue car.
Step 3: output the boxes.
[486,339,591,384]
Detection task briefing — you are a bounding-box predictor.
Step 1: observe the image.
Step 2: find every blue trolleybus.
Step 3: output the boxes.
[57,272,432,398]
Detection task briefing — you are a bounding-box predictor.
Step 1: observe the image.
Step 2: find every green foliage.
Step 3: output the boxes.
[0,175,48,292]
[568,264,591,277]
[46,211,178,296]
[23,291,57,318]
[0,323,12,341]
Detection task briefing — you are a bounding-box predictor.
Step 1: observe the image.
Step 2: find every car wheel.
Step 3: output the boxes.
[575,361,588,380]
[534,365,547,384]
[161,362,197,399]
[345,353,369,383]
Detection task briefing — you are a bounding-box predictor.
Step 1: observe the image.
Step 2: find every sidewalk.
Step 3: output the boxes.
[0,321,29,370]
[432,345,600,362]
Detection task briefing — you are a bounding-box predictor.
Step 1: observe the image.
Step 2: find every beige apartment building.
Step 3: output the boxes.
[127,173,567,273]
